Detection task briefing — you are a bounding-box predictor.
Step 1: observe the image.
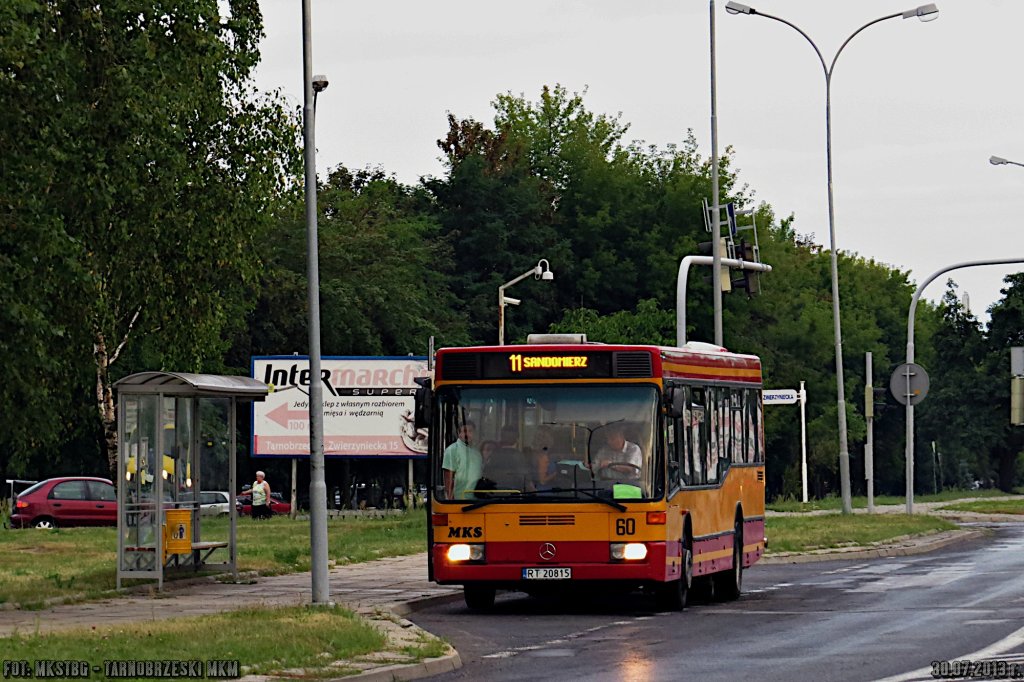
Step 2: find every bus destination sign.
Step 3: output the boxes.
[482,351,613,379]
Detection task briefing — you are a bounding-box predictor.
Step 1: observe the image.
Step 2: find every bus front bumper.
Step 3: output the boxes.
[432,541,674,584]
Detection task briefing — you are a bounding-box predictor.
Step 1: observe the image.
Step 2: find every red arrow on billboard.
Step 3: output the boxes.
[266,402,309,428]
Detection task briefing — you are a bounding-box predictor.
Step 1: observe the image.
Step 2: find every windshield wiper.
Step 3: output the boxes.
[535,486,627,512]
[460,492,532,512]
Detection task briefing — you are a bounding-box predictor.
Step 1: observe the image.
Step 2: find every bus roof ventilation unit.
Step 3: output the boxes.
[682,341,728,353]
[526,333,588,345]
[613,352,654,378]
[440,353,481,380]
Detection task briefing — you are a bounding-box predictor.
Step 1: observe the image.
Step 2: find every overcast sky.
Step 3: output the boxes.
[253,0,1023,324]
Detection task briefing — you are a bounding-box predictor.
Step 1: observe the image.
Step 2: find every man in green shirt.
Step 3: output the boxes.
[442,421,482,499]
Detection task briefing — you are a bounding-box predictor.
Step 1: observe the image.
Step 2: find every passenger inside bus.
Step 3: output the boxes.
[529,428,558,488]
[441,421,482,499]
[484,426,530,492]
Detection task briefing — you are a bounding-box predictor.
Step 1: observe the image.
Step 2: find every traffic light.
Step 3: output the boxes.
[730,239,760,296]
[868,386,888,417]
[698,238,732,292]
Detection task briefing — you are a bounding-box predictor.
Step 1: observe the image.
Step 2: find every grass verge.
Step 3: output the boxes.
[0,511,426,609]
[938,498,1024,515]
[765,513,957,554]
[767,489,1017,513]
[2,604,447,678]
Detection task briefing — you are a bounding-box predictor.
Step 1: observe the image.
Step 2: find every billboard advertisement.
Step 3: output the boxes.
[251,356,430,458]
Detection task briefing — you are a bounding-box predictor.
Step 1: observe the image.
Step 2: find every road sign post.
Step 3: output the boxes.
[892,361,930,514]
[764,386,808,502]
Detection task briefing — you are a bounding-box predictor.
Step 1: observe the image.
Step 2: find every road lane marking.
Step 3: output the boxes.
[482,618,640,659]
[876,623,1024,681]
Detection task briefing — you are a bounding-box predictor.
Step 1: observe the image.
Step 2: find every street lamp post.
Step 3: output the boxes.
[725,1,939,515]
[498,259,554,345]
[301,0,329,604]
[991,155,1024,169]
[710,0,724,346]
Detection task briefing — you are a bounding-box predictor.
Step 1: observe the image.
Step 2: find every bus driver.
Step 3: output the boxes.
[593,423,642,480]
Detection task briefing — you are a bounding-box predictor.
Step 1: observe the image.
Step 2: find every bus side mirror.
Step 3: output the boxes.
[666,387,684,418]
[414,378,432,429]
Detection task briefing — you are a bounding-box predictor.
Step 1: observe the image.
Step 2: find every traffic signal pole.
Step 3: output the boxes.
[905,257,1024,514]
[675,255,773,346]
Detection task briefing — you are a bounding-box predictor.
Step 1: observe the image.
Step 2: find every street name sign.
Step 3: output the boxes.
[763,389,800,405]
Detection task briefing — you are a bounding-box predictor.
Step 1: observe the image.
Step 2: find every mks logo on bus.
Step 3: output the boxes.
[448,526,482,538]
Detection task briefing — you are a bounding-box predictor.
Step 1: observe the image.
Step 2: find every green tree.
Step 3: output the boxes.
[235,166,470,362]
[428,112,567,344]
[1,0,300,475]
[981,272,1024,490]
[916,283,999,490]
[551,299,676,346]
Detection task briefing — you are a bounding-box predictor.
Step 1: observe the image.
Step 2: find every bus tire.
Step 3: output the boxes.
[656,536,691,611]
[464,585,496,611]
[713,520,743,601]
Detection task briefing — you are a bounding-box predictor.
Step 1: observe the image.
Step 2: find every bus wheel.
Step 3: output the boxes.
[656,537,691,611]
[464,585,496,611]
[713,521,743,601]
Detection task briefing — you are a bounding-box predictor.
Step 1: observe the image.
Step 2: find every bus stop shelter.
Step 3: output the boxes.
[114,372,269,589]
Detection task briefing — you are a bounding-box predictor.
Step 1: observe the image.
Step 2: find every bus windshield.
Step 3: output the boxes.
[435,385,660,503]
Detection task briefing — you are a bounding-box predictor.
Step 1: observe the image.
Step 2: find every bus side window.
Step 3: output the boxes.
[665,409,681,489]
[688,388,706,485]
[732,389,746,464]
[705,389,719,483]
[679,387,693,486]
[721,390,732,466]
[749,387,757,462]
[753,392,764,463]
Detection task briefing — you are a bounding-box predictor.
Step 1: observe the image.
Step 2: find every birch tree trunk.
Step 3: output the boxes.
[95,331,119,478]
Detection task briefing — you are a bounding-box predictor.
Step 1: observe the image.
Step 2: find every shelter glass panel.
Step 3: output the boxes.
[121,394,160,572]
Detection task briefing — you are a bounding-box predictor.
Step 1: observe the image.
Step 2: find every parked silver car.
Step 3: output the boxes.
[198,490,231,516]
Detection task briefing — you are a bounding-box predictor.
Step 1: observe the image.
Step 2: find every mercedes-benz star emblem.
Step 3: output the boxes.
[539,542,557,561]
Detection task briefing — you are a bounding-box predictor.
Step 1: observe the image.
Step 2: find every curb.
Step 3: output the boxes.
[338,592,464,682]
[295,596,464,682]
[760,528,989,564]
[391,591,464,618]
[339,652,462,682]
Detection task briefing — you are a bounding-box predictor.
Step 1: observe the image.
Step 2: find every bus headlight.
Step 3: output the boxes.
[610,542,648,561]
[447,544,484,562]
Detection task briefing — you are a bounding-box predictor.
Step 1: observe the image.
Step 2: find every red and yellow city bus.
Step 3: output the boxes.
[414,335,765,610]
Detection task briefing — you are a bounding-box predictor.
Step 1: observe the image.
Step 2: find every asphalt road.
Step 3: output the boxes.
[411,523,1024,682]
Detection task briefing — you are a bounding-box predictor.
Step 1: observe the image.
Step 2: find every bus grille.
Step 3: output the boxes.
[613,352,653,378]
[757,470,765,482]
[519,514,576,526]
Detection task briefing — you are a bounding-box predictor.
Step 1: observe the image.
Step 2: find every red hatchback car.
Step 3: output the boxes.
[11,477,117,529]
[235,491,291,517]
